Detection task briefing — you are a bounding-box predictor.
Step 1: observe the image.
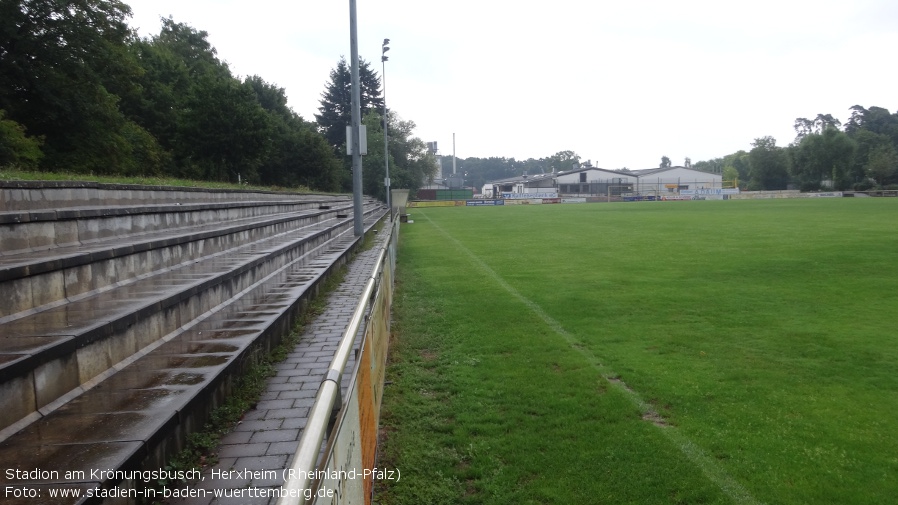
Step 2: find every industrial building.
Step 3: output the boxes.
[483,166,722,199]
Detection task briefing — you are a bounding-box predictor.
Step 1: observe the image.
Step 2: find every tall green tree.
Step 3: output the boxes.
[722,151,750,184]
[175,75,272,182]
[844,105,898,145]
[791,127,856,191]
[693,157,723,174]
[315,57,384,153]
[793,114,842,144]
[246,75,341,190]
[722,165,739,186]
[0,0,159,173]
[362,111,436,200]
[748,136,790,190]
[124,19,283,183]
[122,35,191,158]
[660,156,672,168]
[865,144,898,187]
[546,150,581,172]
[0,109,43,168]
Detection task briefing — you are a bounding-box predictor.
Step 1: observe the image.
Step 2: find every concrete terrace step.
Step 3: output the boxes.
[0,182,387,504]
[0,201,383,433]
[0,180,327,212]
[0,198,350,254]
[0,200,355,318]
[0,229,374,502]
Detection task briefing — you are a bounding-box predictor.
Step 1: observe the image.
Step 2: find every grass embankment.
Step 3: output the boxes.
[377,199,898,505]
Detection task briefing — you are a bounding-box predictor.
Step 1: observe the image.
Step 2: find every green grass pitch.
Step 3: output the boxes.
[376,198,898,505]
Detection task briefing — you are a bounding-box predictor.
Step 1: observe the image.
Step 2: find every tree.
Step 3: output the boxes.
[813,113,841,133]
[684,157,692,168]
[660,156,672,168]
[246,76,341,190]
[315,57,384,153]
[720,151,750,188]
[722,165,739,187]
[793,114,842,145]
[865,144,898,187]
[845,105,898,145]
[118,35,192,174]
[693,157,723,174]
[0,110,43,168]
[791,127,856,191]
[546,150,581,172]
[361,111,436,199]
[748,136,790,190]
[0,0,156,173]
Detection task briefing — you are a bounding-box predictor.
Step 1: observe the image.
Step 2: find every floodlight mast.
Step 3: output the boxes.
[349,0,363,236]
[382,38,391,219]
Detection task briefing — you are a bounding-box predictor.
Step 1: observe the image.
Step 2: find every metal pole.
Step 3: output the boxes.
[452,133,456,175]
[350,0,363,236]
[382,39,391,220]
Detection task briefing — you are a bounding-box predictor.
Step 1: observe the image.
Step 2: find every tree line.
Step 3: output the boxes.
[0,0,435,196]
[693,106,898,191]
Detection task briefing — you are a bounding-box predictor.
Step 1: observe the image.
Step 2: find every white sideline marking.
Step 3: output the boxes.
[421,213,763,505]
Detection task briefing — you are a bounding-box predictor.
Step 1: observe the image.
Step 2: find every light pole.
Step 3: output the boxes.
[349,0,363,236]
[381,38,391,219]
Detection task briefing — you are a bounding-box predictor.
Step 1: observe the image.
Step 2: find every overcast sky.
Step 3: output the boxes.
[125,0,898,169]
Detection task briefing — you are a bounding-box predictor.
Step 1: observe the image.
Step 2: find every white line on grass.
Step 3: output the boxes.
[421,212,763,505]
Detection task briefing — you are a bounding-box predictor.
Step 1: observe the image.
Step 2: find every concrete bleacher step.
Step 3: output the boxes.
[0,198,354,318]
[0,199,371,426]
[0,180,328,212]
[0,182,387,503]
[0,200,383,431]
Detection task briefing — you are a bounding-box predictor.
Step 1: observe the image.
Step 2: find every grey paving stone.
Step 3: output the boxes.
[280,416,308,430]
[217,442,270,458]
[249,429,299,444]
[264,382,301,392]
[254,399,294,411]
[266,441,300,456]
[219,430,253,445]
[240,409,267,421]
[264,407,309,420]
[233,455,288,472]
[233,419,283,432]
[276,388,317,399]
[291,398,317,409]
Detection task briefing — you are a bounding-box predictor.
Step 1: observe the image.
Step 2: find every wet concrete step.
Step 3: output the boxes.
[0,181,340,212]
[0,198,350,255]
[0,203,382,434]
[0,211,385,505]
[0,202,356,318]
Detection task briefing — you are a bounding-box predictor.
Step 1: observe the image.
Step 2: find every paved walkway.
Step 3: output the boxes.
[172,227,390,505]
